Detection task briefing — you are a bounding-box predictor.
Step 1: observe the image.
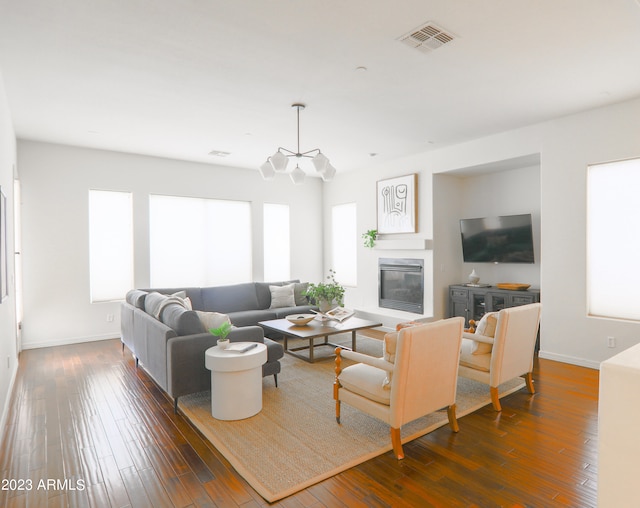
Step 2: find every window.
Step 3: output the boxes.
[89,190,134,302]
[149,195,251,287]
[263,203,290,281]
[331,203,357,287]
[587,158,640,320]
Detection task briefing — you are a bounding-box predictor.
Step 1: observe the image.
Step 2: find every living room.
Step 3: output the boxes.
[1,2,640,506]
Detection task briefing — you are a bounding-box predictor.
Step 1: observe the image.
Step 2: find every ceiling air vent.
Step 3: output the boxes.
[398,22,455,54]
[208,150,231,157]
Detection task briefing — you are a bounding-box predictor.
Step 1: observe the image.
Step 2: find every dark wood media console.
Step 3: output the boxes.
[448,284,540,327]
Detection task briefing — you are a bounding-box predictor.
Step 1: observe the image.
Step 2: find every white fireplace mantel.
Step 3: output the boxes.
[373,238,432,250]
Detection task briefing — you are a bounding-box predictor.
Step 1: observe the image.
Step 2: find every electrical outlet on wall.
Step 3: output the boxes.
[106,314,114,322]
[607,336,616,348]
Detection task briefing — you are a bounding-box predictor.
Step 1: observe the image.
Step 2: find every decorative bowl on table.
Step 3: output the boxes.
[286,314,316,326]
[496,283,531,291]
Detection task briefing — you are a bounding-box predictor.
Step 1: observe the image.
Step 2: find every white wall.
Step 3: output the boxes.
[17,141,324,349]
[325,96,640,368]
[0,72,18,432]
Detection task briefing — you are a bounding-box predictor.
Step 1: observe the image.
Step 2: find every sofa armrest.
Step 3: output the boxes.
[228,325,264,343]
[166,332,217,399]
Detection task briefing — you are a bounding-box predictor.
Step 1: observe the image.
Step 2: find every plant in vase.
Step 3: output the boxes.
[362,229,378,248]
[304,269,345,312]
[210,321,232,349]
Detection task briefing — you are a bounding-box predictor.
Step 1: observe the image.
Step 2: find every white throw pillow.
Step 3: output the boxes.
[196,311,231,331]
[471,312,498,355]
[269,284,296,309]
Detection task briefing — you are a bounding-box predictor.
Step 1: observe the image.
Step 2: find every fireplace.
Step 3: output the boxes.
[378,258,424,314]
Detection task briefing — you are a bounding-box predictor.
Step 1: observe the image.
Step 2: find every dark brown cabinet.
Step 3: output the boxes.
[448,284,540,327]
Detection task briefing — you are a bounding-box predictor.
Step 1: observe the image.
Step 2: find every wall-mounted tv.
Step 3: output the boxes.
[460,213,535,264]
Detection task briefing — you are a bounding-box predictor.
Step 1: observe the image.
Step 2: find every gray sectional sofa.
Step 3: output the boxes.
[120,280,316,412]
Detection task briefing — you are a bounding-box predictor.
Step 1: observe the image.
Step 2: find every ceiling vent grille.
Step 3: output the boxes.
[208,150,231,157]
[398,22,455,53]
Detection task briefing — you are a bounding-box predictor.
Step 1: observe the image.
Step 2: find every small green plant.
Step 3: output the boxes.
[210,321,232,342]
[303,269,345,307]
[362,229,378,248]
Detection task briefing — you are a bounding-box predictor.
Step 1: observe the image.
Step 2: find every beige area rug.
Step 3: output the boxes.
[179,335,525,503]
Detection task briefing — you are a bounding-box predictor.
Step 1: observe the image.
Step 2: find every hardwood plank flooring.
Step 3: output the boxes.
[0,337,599,507]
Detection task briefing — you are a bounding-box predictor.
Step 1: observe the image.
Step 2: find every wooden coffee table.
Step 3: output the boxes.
[259,316,383,363]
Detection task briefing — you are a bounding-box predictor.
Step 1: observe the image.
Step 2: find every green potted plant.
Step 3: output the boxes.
[210,321,233,349]
[362,229,378,248]
[304,269,345,312]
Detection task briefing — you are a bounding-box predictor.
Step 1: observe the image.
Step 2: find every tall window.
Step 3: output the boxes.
[149,195,252,287]
[89,190,134,303]
[587,157,640,320]
[332,203,357,287]
[263,203,290,281]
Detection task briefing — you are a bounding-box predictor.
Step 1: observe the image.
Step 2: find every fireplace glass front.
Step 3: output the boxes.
[378,258,424,314]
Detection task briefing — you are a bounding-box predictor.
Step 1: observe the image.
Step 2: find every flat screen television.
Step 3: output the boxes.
[460,213,535,264]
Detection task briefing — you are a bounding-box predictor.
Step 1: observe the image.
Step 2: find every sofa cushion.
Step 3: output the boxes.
[255,280,300,309]
[126,289,148,309]
[196,311,231,331]
[160,304,206,336]
[269,284,296,308]
[272,305,317,319]
[202,283,260,313]
[228,309,278,327]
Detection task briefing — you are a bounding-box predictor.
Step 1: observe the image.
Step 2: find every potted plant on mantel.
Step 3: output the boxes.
[304,269,345,313]
[362,229,378,248]
[210,321,233,349]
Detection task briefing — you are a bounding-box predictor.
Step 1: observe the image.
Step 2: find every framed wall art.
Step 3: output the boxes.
[376,173,417,234]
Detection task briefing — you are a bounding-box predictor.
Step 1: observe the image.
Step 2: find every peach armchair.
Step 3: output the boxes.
[458,302,542,411]
[333,317,464,459]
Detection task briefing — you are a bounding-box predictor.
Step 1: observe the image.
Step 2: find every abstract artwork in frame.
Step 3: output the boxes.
[0,187,6,303]
[376,174,418,234]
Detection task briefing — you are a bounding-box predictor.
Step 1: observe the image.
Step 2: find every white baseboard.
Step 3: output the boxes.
[0,361,19,447]
[538,350,601,370]
[21,333,118,350]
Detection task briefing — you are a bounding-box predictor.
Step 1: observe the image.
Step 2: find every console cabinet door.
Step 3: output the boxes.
[449,287,469,325]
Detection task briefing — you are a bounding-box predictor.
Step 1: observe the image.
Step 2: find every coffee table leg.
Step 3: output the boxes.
[309,337,314,362]
[352,330,357,351]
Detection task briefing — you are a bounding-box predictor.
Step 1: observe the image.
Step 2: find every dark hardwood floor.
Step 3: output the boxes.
[0,337,599,507]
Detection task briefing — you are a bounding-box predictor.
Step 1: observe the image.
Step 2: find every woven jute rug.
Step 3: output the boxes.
[179,335,526,503]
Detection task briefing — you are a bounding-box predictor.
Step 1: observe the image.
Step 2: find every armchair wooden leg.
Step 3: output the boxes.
[525,372,535,394]
[490,386,502,411]
[335,399,341,424]
[447,404,459,432]
[390,428,404,459]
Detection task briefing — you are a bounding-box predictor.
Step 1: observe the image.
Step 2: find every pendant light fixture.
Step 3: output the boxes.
[259,103,336,184]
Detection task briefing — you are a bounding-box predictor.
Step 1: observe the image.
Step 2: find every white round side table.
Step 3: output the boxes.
[204,342,268,420]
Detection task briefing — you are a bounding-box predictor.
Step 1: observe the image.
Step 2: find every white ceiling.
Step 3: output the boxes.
[1,0,640,176]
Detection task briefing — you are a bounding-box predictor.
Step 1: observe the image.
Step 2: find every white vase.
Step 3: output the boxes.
[318,299,333,313]
[468,269,480,285]
[218,339,229,349]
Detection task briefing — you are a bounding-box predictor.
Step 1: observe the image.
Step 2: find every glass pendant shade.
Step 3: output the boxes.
[270,150,289,172]
[289,165,305,185]
[259,160,276,180]
[312,152,329,174]
[320,164,336,182]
